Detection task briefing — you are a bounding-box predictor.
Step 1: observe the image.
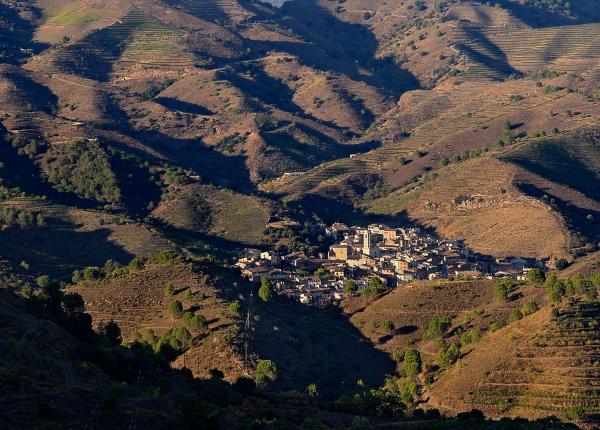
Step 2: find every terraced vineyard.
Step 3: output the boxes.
[53,8,194,80]
[468,302,600,418]
[453,23,600,79]
[167,0,251,23]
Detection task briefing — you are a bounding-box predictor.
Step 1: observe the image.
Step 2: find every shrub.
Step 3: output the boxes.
[508,94,523,102]
[349,416,371,430]
[509,309,523,323]
[391,350,403,363]
[565,406,586,420]
[0,206,43,229]
[555,258,569,270]
[99,320,122,346]
[128,256,144,271]
[489,320,505,332]
[183,312,208,330]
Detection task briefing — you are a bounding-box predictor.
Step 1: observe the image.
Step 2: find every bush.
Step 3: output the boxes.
[565,406,586,420]
[489,320,505,332]
[391,350,403,363]
[183,312,208,330]
[99,320,122,346]
[555,258,569,270]
[0,206,43,229]
[227,301,241,318]
[509,309,523,323]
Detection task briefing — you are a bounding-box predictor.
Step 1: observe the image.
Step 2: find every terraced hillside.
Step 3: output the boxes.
[429,301,600,422]
[453,22,600,79]
[51,8,195,80]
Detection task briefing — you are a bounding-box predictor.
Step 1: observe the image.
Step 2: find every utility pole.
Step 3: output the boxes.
[244,290,253,365]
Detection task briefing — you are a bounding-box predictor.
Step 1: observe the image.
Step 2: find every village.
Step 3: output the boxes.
[235,223,547,307]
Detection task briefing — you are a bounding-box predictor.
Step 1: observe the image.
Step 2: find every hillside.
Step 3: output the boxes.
[2,0,600,427]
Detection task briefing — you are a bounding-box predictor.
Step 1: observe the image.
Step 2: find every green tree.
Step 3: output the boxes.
[169,300,184,319]
[380,320,395,334]
[521,300,539,316]
[258,277,274,302]
[555,258,569,270]
[183,312,208,330]
[255,359,277,385]
[550,281,565,303]
[128,256,144,271]
[526,268,545,284]
[403,348,422,376]
[306,383,319,398]
[509,308,523,323]
[314,267,332,280]
[62,293,85,316]
[502,120,514,145]
[438,343,460,367]
[164,282,176,296]
[344,279,358,294]
[426,315,452,338]
[100,320,122,346]
[493,279,510,301]
[227,301,241,318]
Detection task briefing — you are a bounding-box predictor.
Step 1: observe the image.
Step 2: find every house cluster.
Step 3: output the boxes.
[235,223,545,307]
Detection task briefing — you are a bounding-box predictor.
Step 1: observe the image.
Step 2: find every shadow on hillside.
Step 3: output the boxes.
[0,219,134,280]
[455,27,521,79]
[504,144,600,203]
[516,182,600,245]
[159,222,262,255]
[166,0,230,23]
[493,0,591,28]
[4,71,58,114]
[0,129,108,211]
[289,194,434,232]
[0,2,49,64]
[252,295,395,398]
[154,97,214,115]
[102,98,255,192]
[269,0,419,95]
